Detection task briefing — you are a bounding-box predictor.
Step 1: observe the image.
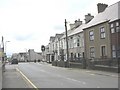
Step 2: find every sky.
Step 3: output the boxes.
[0,0,119,56]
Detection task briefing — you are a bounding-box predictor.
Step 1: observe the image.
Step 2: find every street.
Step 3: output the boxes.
[2,62,118,88]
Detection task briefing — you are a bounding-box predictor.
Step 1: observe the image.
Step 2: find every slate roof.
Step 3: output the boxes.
[68,24,85,36]
[84,1,120,29]
[57,1,120,39]
[61,29,73,39]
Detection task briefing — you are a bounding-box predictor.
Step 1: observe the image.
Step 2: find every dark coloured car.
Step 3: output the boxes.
[11,59,18,64]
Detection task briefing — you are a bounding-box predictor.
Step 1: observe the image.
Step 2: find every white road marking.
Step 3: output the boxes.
[86,71,91,73]
[82,82,86,85]
[90,74,95,75]
[38,68,87,85]
[97,86,100,88]
[16,68,38,90]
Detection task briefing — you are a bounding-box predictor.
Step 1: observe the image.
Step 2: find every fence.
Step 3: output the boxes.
[52,57,119,72]
[87,58,119,72]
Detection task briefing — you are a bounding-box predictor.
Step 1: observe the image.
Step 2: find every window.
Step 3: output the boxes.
[100,27,105,38]
[101,46,106,57]
[111,28,115,33]
[73,37,77,47]
[69,37,73,48]
[110,23,114,27]
[78,53,80,57]
[116,22,120,32]
[110,23,115,33]
[116,22,119,26]
[77,38,79,47]
[90,47,95,58]
[116,27,120,32]
[89,31,94,41]
[112,45,116,58]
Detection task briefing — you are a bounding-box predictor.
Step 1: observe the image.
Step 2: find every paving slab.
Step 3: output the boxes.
[2,64,32,88]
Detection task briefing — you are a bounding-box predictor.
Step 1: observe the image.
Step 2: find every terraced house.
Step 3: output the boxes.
[83,2,120,60]
[44,1,120,71]
[48,36,55,63]
[54,34,64,61]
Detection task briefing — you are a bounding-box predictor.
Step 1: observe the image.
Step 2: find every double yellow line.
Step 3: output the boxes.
[16,68,39,90]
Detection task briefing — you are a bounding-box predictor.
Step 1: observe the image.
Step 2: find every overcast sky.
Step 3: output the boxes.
[0,0,119,56]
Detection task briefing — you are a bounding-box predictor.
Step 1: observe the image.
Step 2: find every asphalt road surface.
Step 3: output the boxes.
[3,62,119,88]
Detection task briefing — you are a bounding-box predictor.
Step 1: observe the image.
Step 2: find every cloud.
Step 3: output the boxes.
[14,34,34,41]
[54,25,64,31]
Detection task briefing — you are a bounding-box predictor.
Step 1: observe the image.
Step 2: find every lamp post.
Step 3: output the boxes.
[5,41,10,55]
[5,41,10,61]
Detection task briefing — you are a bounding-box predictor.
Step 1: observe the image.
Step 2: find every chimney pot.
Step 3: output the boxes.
[97,3,108,13]
[84,13,94,24]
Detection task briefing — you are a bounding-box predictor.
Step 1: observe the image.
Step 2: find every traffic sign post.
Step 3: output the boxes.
[41,45,45,62]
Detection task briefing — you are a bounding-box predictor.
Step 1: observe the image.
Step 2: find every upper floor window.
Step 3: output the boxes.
[116,22,120,32]
[77,38,79,47]
[110,23,114,28]
[100,27,105,39]
[89,31,94,41]
[110,23,115,33]
[116,22,119,26]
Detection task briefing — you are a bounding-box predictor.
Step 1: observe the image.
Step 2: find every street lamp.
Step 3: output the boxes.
[5,41,10,61]
[5,41,10,55]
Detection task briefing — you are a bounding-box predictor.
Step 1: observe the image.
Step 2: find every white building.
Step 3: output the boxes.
[54,34,64,61]
[48,36,55,62]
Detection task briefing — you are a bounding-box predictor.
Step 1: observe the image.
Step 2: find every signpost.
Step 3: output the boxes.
[41,45,45,62]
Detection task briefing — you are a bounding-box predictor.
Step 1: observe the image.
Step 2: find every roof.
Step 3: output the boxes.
[61,29,73,39]
[55,34,64,39]
[49,36,55,42]
[68,24,85,36]
[84,1,120,29]
[61,23,85,39]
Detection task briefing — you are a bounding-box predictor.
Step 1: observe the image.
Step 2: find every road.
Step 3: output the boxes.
[3,62,118,88]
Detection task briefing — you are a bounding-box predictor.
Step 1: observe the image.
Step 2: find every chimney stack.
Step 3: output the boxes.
[69,24,75,30]
[69,19,82,30]
[74,19,82,28]
[84,13,94,24]
[97,3,108,13]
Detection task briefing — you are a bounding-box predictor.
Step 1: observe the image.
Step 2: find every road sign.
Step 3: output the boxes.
[41,45,45,52]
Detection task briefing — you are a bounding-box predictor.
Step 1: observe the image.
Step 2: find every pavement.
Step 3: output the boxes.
[2,63,33,88]
[0,62,2,90]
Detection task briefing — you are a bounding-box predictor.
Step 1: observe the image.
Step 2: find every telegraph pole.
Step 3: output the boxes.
[65,19,69,67]
[1,36,4,63]
[1,36,5,72]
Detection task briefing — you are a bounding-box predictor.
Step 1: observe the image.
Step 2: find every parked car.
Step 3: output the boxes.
[11,59,18,64]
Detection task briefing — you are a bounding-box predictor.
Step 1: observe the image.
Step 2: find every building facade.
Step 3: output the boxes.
[48,36,55,62]
[83,2,120,60]
[110,19,120,58]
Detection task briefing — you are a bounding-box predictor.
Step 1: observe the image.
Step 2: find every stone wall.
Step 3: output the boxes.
[52,58,119,73]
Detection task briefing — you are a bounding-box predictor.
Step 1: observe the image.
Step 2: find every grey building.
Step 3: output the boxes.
[18,52,28,62]
[28,49,42,62]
